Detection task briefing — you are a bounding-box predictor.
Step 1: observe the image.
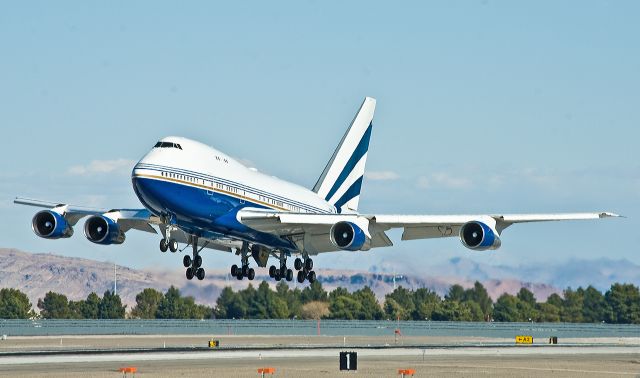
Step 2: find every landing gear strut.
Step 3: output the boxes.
[231,242,255,280]
[185,235,205,281]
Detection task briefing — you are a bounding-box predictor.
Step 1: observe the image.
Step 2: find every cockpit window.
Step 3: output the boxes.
[154,142,182,150]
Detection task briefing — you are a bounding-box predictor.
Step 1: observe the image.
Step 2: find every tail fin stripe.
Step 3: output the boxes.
[323,123,372,201]
[333,176,364,213]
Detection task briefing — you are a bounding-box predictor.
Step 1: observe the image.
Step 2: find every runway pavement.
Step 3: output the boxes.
[0,335,638,377]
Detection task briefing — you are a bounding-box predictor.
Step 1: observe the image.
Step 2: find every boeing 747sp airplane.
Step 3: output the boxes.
[15,97,619,283]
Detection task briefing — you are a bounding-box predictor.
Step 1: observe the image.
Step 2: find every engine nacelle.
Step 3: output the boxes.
[31,210,74,239]
[459,221,501,251]
[330,221,369,251]
[84,215,125,245]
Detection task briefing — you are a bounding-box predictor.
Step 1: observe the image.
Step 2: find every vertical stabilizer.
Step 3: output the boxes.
[313,97,375,213]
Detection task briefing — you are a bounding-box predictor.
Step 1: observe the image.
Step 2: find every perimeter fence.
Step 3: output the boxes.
[1,319,638,338]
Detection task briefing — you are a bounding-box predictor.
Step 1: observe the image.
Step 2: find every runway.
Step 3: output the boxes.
[0,336,638,377]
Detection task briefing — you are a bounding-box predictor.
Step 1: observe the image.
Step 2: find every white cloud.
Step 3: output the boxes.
[417,172,472,190]
[365,170,400,181]
[67,159,136,176]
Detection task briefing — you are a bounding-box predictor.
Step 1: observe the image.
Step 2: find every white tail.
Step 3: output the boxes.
[313,97,376,213]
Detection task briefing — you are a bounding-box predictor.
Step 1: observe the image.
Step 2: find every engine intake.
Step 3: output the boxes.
[84,215,125,245]
[330,221,368,251]
[31,210,73,239]
[460,221,501,251]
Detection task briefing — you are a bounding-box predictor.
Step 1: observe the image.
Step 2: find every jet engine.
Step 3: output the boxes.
[31,210,74,239]
[330,221,369,251]
[459,221,501,251]
[84,215,125,245]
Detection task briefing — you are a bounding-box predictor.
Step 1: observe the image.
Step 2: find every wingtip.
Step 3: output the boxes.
[600,212,623,218]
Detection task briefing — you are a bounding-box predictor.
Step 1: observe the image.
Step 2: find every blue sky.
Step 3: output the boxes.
[1,1,637,274]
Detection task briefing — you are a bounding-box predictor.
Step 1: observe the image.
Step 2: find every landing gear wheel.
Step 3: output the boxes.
[297,270,305,283]
[241,265,249,277]
[160,239,168,253]
[194,255,202,268]
[308,271,316,283]
[305,258,313,270]
[269,265,277,278]
[183,255,192,268]
[248,268,255,280]
[236,273,243,280]
[186,267,194,280]
[196,268,205,280]
[274,269,281,281]
[169,239,178,253]
[231,264,239,277]
[286,269,293,282]
[294,258,303,270]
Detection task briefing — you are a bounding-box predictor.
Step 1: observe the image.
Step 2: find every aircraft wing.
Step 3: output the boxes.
[237,208,619,253]
[14,196,159,234]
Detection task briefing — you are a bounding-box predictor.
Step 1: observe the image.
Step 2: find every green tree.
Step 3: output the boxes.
[0,288,34,319]
[383,298,408,320]
[561,288,584,322]
[38,291,71,319]
[604,283,640,324]
[432,300,473,321]
[546,293,563,308]
[156,286,201,319]
[98,290,126,319]
[582,286,607,323]
[215,287,246,319]
[412,288,441,321]
[384,287,415,320]
[329,296,363,320]
[463,282,493,319]
[275,281,302,318]
[445,284,465,302]
[535,302,561,322]
[492,293,522,322]
[352,286,384,320]
[131,288,164,319]
[81,292,101,319]
[300,281,328,303]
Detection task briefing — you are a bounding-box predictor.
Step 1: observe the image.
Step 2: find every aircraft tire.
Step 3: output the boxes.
[308,271,316,283]
[286,269,293,282]
[186,267,194,280]
[248,268,255,280]
[236,273,243,280]
[294,258,303,270]
[305,258,313,270]
[183,255,192,268]
[159,239,168,253]
[169,239,178,252]
[297,270,305,283]
[269,265,276,278]
[231,264,239,276]
[196,268,205,280]
[194,255,202,268]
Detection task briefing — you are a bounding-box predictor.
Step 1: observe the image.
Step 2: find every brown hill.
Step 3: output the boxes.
[0,248,559,311]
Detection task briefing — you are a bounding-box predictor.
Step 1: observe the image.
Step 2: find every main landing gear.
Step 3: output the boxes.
[293,255,316,283]
[268,251,294,282]
[183,235,205,281]
[231,242,255,280]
